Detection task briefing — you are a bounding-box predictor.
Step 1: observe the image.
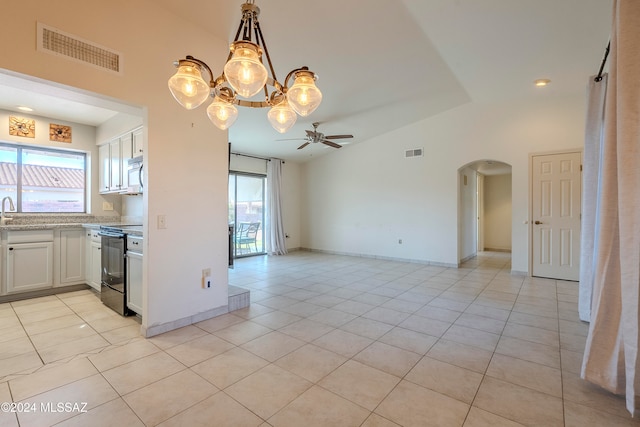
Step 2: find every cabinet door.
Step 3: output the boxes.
[121,134,133,190]
[85,231,92,287]
[59,229,85,285]
[132,127,143,155]
[109,139,122,191]
[90,241,102,291]
[6,242,54,293]
[99,144,111,193]
[126,251,143,314]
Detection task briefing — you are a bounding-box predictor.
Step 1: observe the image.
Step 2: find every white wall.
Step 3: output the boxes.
[302,93,586,273]
[483,174,512,251]
[0,0,230,334]
[281,162,301,250]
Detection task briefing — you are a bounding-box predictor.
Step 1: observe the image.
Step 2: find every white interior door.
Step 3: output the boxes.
[531,152,582,280]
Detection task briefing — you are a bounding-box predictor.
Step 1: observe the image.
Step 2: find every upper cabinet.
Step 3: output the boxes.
[99,143,111,193]
[99,127,141,194]
[132,127,143,156]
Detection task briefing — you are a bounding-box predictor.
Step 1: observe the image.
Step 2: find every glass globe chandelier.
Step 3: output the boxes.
[167,0,323,133]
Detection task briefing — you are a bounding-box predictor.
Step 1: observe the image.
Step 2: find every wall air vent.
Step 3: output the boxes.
[37,23,122,75]
[404,148,424,158]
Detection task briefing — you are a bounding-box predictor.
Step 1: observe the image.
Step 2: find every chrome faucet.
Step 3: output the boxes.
[1,196,15,225]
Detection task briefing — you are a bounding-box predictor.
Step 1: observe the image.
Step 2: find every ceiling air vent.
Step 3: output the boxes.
[405,148,424,158]
[37,23,122,75]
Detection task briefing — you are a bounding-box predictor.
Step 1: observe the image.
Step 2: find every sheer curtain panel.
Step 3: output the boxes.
[266,159,288,255]
[579,74,608,322]
[581,0,640,415]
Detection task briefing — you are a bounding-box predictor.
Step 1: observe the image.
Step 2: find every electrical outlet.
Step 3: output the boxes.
[157,215,167,229]
[201,269,212,289]
[102,201,113,211]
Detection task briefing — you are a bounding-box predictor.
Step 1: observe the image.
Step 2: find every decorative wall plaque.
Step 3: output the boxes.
[9,116,35,138]
[49,123,72,143]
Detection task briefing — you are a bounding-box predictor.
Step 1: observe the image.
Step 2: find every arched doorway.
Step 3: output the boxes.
[458,160,512,264]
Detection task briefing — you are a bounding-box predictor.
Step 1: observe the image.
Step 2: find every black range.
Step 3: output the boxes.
[98,224,142,315]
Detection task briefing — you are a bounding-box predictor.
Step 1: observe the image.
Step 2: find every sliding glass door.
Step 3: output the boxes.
[229,172,266,258]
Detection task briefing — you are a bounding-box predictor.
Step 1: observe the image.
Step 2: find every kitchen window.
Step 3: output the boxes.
[0,142,86,213]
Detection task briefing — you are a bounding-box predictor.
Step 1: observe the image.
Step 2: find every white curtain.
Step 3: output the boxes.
[581,0,640,415]
[266,159,288,255]
[578,73,607,322]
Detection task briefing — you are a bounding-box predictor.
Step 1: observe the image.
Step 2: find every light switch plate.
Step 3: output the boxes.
[102,201,113,211]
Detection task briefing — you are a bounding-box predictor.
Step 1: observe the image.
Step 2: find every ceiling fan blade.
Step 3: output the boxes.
[325,134,354,139]
[321,139,342,149]
[297,142,310,150]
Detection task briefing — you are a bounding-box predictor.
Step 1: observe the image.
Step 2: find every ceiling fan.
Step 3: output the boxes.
[281,122,354,150]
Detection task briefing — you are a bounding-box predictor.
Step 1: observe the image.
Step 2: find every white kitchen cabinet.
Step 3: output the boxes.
[6,241,54,293]
[132,126,143,156]
[109,138,122,192]
[84,230,92,286]
[99,143,111,193]
[126,250,143,314]
[99,130,137,194]
[83,228,101,291]
[58,228,85,285]
[90,240,102,291]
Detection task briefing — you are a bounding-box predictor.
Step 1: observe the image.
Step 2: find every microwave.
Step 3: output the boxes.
[125,156,143,194]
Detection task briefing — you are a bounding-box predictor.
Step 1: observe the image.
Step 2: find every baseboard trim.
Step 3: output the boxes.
[299,248,458,268]
[141,305,229,338]
[0,284,90,304]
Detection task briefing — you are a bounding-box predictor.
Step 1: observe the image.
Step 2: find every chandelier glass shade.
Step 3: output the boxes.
[223,41,268,98]
[267,98,297,133]
[287,70,323,117]
[167,0,322,132]
[167,64,210,110]
[207,96,239,130]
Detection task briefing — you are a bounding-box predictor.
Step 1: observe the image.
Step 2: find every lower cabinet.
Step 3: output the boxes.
[6,241,54,293]
[126,248,143,314]
[84,229,102,291]
[90,241,102,291]
[59,229,85,285]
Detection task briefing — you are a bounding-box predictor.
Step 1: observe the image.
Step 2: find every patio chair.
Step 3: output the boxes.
[237,222,260,253]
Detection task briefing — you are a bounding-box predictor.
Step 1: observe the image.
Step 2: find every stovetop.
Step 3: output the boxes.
[100,224,143,233]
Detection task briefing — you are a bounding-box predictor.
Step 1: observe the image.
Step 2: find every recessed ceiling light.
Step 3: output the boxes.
[534,79,551,87]
[17,106,34,112]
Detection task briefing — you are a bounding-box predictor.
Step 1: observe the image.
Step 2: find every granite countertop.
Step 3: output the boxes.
[0,215,143,236]
[0,223,87,231]
[0,223,144,237]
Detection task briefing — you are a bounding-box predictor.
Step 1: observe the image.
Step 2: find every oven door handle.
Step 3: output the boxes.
[98,231,126,238]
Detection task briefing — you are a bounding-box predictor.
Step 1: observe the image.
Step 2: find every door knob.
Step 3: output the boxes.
[534,220,543,225]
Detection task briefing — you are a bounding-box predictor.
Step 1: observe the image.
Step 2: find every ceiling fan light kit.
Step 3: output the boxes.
[167,0,322,132]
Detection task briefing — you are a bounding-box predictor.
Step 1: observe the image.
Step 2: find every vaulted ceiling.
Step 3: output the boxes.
[0,0,613,162]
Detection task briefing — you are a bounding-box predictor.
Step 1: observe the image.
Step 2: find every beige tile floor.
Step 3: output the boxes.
[1,251,639,426]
